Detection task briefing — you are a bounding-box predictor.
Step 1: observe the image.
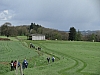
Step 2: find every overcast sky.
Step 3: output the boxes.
[0,0,100,31]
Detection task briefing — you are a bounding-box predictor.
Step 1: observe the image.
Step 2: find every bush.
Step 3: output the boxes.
[0,38,10,41]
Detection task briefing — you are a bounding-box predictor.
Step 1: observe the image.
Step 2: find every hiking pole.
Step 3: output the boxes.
[20,63,23,75]
[15,60,18,75]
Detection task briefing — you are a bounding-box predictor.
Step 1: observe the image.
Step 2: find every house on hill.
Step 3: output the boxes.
[28,34,45,40]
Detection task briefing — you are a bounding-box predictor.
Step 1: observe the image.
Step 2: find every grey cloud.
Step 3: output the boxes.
[0,0,100,31]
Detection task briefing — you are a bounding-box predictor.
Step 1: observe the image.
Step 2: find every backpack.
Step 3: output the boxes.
[14,62,16,67]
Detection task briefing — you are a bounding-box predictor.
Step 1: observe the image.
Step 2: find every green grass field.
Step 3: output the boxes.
[0,36,100,75]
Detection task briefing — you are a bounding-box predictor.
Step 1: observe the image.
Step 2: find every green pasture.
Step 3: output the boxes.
[0,36,28,41]
[0,37,100,75]
[24,40,100,75]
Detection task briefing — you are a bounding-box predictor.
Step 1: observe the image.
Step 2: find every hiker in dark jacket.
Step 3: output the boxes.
[13,60,17,69]
[47,57,50,63]
[10,60,14,71]
[22,59,28,69]
[52,57,55,62]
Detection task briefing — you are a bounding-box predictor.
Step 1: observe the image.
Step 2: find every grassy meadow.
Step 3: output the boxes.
[0,36,100,75]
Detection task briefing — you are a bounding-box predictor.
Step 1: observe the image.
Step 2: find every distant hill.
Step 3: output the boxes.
[80,31,97,35]
[65,30,98,35]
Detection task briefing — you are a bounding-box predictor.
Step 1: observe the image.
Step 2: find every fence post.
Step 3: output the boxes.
[20,64,23,75]
[34,62,36,67]
[15,60,18,75]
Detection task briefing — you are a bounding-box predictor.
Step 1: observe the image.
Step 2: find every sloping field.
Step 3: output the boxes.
[0,40,38,75]
[24,41,100,75]
[0,41,37,61]
[1,39,100,75]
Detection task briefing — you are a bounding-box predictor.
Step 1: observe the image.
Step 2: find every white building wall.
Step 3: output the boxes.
[32,35,45,40]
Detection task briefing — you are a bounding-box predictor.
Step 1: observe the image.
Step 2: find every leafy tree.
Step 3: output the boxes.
[16,26,28,36]
[0,27,1,35]
[37,27,43,34]
[1,24,7,36]
[42,28,68,40]
[30,23,34,29]
[76,30,82,41]
[60,31,69,40]
[30,23,41,33]
[53,32,62,40]
[8,26,18,36]
[33,24,41,32]
[0,22,69,40]
[68,27,77,41]
[30,29,36,34]
[89,34,96,41]
[95,31,100,42]
[1,22,12,37]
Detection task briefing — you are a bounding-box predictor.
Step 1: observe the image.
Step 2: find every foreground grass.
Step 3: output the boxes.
[23,40,100,75]
[0,37,100,75]
[0,40,38,74]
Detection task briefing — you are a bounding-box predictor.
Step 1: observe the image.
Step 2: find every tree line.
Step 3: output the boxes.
[0,22,68,40]
[0,22,100,41]
[69,27,100,42]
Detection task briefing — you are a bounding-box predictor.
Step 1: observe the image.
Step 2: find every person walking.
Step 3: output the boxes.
[47,57,50,63]
[10,60,14,71]
[13,60,17,70]
[30,43,32,48]
[22,59,28,69]
[52,57,55,62]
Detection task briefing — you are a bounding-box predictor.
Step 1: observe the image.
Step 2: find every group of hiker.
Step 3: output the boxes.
[10,43,55,71]
[30,43,41,51]
[30,43,35,48]
[10,59,28,71]
[10,56,55,71]
[47,56,55,63]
